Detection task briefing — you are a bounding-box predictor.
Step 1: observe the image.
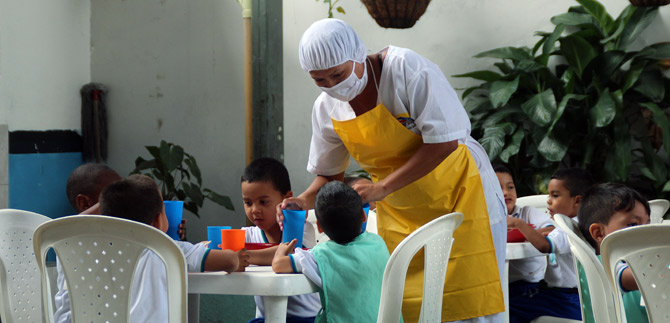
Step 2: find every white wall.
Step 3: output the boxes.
[0,0,90,131]
[90,0,248,240]
[282,0,670,193]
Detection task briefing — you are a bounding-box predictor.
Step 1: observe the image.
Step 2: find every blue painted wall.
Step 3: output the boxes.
[9,152,82,218]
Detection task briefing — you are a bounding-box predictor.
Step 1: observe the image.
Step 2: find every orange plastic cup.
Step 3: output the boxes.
[219,229,246,251]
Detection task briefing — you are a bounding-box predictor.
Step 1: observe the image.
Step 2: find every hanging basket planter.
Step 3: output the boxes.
[629,0,670,6]
[360,0,432,29]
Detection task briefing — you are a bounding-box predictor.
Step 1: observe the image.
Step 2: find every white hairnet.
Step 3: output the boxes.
[299,18,367,72]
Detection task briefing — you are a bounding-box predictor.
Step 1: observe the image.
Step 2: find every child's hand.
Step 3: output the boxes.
[275,239,297,257]
[178,219,187,241]
[235,248,250,272]
[507,216,523,229]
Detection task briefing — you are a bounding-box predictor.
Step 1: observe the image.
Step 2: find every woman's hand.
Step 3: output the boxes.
[275,197,307,230]
[352,181,388,204]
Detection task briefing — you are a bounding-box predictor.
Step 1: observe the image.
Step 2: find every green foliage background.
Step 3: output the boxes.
[455,0,670,198]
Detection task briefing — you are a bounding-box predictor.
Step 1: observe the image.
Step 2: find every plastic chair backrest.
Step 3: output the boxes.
[377,212,464,323]
[0,209,51,323]
[553,214,623,323]
[33,215,188,323]
[517,194,550,215]
[601,224,670,322]
[649,199,670,224]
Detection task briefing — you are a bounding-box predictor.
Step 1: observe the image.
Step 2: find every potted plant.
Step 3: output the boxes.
[131,140,235,218]
[454,0,670,198]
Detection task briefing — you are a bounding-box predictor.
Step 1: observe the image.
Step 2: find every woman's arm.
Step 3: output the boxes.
[353,141,457,203]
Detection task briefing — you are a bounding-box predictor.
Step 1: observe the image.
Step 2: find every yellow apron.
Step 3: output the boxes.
[331,103,504,322]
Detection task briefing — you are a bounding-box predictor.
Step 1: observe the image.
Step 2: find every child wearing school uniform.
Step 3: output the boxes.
[53,174,249,323]
[494,165,554,308]
[578,183,650,322]
[240,158,320,323]
[507,168,594,323]
[273,181,390,323]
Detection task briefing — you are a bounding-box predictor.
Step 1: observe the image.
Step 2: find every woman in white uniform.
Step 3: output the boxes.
[279,18,507,322]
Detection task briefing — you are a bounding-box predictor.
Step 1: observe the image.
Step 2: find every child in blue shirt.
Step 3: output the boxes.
[273,181,390,323]
[577,183,650,322]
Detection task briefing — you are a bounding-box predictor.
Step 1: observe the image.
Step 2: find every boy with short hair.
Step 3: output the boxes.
[508,168,594,323]
[493,164,554,308]
[66,163,122,213]
[54,175,249,323]
[578,183,650,323]
[240,157,320,322]
[273,181,390,322]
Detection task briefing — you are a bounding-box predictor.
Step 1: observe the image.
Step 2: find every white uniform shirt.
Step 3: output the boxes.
[307,45,505,225]
[544,220,578,288]
[508,205,554,283]
[242,226,321,319]
[54,241,208,323]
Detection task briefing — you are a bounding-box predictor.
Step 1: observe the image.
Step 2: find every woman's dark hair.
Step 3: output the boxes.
[577,183,650,248]
[314,181,364,244]
[241,157,291,195]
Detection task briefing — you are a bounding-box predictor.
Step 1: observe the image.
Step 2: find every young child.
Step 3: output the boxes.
[507,168,594,323]
[578,183,650,323]
[240,158,320,323]
[54,174,249,323]
[273,181,390,322]
[66,163,122,214]
[65,163,187,237]
[494,165,554,302]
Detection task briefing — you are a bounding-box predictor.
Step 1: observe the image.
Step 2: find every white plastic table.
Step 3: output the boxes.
[504,242,546,323]
[188,266,319,323]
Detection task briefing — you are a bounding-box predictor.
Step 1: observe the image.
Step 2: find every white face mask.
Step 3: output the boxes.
[320,61,367,102]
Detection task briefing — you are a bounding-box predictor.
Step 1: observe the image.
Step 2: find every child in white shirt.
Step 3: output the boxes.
[240,158,320,323]
[54,174,248,323]
[506,168,594,322]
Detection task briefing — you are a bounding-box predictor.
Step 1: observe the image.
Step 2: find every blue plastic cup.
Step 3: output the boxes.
[164,201,184,240]
[281,209,306,247]
[361,203,371,232]
[207,226,232,250]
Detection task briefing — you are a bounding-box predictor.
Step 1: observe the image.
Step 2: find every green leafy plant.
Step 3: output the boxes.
[131,140,234,217]
[454,0,670,198]
[318,0,345,18]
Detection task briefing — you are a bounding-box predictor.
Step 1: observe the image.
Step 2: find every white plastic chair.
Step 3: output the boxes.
[33,215,188,322]
[601,224,670,322]
[553,214,622,323]
[0,209,51,323]
[377,212,464,323]
[517,194,550,215]
[649,199,670,224]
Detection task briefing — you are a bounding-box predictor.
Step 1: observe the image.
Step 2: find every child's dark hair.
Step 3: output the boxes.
[551,168,595,197]
[100,174,164,226]
[492,164,512,176]
[241,158,291,195]
[66,163,119,211]
[577,183,650,248]
[314,181,364,244]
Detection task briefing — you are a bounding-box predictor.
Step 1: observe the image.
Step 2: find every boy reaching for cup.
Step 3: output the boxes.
[273,181,390,322]
[240,158,320,323]
[54,174,248,323]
